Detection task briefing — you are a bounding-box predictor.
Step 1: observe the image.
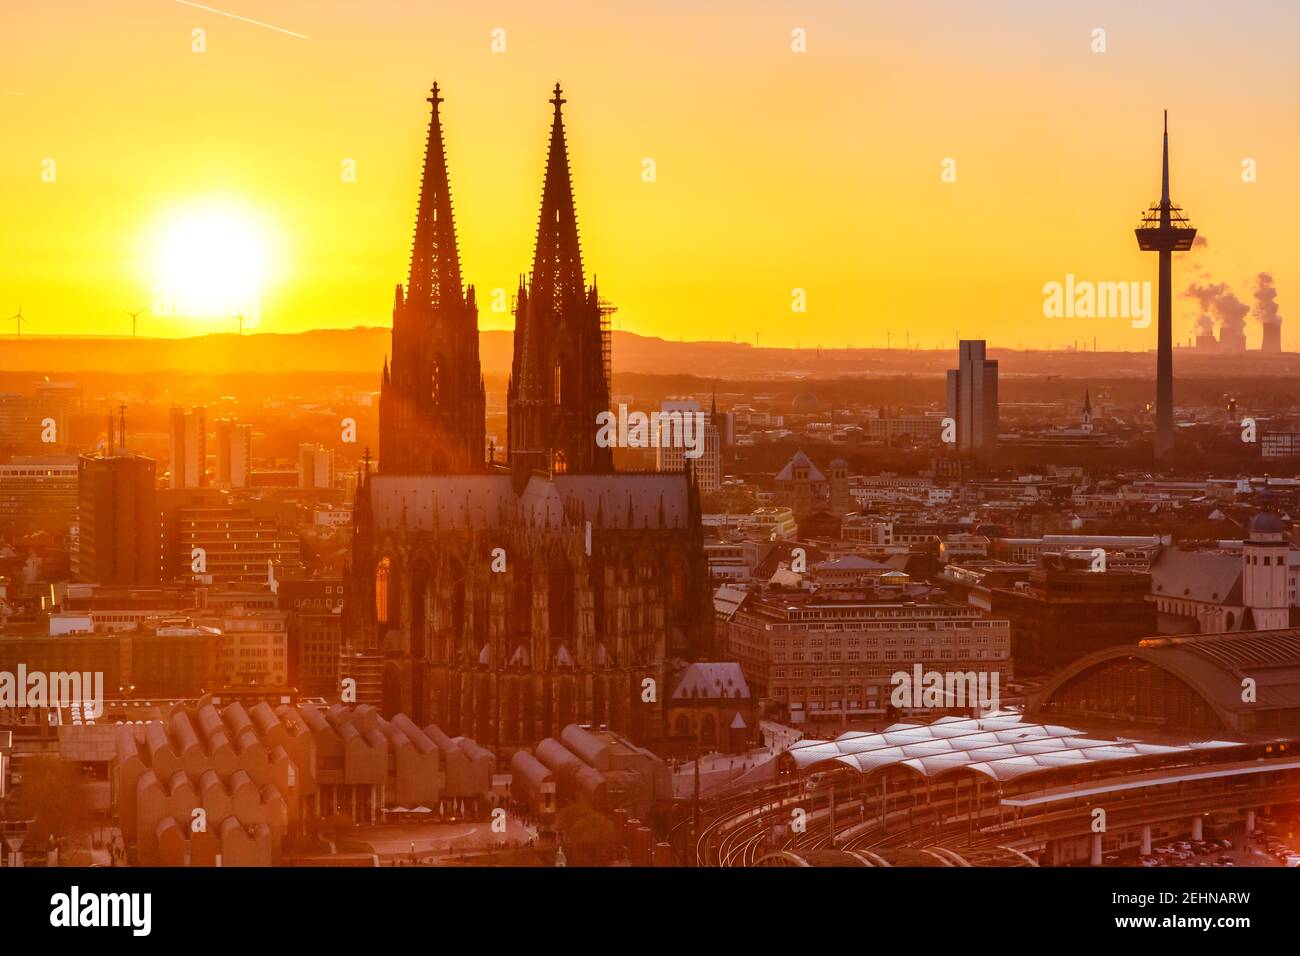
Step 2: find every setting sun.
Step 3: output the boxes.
[151,201,270,332]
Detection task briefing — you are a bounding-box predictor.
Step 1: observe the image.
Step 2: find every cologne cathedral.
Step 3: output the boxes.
[345,83,715,753]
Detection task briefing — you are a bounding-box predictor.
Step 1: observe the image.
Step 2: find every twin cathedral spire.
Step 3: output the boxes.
[379,82,612,486]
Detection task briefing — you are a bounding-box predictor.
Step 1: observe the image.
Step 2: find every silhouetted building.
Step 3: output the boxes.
[378,83,485,475]
[214,419,251,488]
[346,85,715,751]
[76,453,159,585]
[507,84,613,488]
[168,405,207,488]
[946,340,998,454]
[297,443,334,489]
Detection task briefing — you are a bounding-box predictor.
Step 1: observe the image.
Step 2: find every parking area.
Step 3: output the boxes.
[1108,817,1300,868]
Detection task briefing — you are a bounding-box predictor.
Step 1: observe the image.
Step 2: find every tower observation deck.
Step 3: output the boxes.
[1135,111,1197,463]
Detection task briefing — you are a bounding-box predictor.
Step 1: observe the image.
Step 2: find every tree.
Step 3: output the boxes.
[14,756,92,844]
[555,804,619,866]
[701,487,759,515]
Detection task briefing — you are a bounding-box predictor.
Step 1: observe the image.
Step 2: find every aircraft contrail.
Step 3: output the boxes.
[173,0,309,39]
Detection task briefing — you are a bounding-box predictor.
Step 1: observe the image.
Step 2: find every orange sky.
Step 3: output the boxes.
[2,0,1299,350]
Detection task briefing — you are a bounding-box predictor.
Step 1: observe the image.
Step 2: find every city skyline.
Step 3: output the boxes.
[7,3,1300,918]
[2,0,1298,350]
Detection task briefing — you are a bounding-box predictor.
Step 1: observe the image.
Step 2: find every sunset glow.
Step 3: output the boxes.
[151,201,269,329]
[0,0,1294,348]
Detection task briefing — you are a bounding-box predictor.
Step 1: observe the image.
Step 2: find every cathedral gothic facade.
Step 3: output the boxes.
[345,84,715,754]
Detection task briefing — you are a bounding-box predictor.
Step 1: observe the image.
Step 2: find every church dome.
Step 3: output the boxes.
[1250,511,1285,537]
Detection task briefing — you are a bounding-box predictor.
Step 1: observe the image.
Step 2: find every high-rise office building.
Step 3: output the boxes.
[0,385,78,455]
[215,419,252,488]
[297,443,334,489]
[946,340,998,454]
[0,455,79,536]
[77,453,159,585]
[168,406,207,489]
[655,400,721,492]
[163,492,300,585]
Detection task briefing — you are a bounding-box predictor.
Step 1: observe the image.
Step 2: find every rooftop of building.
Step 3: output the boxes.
[774,450,825,483]
[367,471,695,531]
[1029,629,1300,733]
[671,662,750,701]
[783,710,1240,783]
[1150,547,1243,605]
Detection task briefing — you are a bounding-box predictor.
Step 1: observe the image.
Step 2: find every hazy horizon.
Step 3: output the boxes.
[4,0,1298,350]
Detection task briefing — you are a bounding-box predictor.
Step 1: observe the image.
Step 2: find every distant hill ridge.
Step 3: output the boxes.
[1,327,1296,380]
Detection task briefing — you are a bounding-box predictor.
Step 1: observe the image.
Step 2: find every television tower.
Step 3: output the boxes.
[1135,111,1196,462]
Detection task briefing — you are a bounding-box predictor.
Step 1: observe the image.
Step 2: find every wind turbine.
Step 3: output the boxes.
[9,303,28,339]
[124,307,144,339]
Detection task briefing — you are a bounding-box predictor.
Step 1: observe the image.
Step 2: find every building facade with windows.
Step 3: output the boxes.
[721,587,1011,721]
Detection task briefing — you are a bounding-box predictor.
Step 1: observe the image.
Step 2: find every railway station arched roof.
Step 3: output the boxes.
[1030,630,1300,735]
[782,711,1237,784]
